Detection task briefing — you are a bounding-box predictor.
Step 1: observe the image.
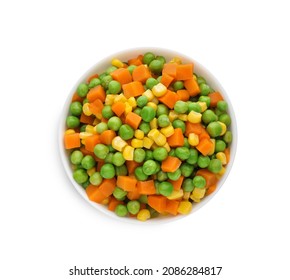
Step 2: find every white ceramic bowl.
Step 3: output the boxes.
[58,47,237,224]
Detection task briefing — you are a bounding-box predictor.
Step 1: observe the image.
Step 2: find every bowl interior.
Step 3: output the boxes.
[58,47,237,224]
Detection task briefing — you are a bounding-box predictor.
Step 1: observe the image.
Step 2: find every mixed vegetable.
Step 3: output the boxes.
[64,52,233,221]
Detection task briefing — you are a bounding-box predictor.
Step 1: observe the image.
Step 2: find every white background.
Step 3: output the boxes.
[1,0,289,279]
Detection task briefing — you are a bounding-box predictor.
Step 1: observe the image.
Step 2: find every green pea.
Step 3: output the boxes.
[173,81,184,91]
[94,144,109,160]
[158,181,174,196]
[188,102,202,113]
[134,166,148,181]
[108,80,121,94]
[148,206,159,218]
[182,178,194,192]
[127,200,141,215]
[207,121,222,137]
[140,106,156,122]
[73,169,88,184]
[139,195,148,204]
[156,55,166,64]
[106,65,117,74]
[153,147,168,161]
[82,180,90,189]
[174,101,188,114]
[215,140,226,152]
[175,147,190,160]
[168,149,175,156]
[112,152,125,167]
[197,155,210,168]
[136,95,148,108]
[186,148,199,165]
[113,187,127,200]
[156,104,169,117]
[149,59,163,74]
[183,138,190,148]
[80,125,87,132]
[145,150,153,161]
[172,119,185,133]
[70,101,82,116]
[202,110,218,124]
[157,171,168,181]
[167,169,181,181]
[157,114,170,128]
[81,155,96,170]
[217,100,228,112]
[180,162,194,177]
[223,131,232,143]
[77,83,89,97]
[89,172,103,186]
[197,76,206,85]
[107,116,122,131]
[119,124,134,140]
[134,148,146,163]
[100,163,115,179]
[102,105,114,119]
[70,150,84,165]
[145,77,158,89]
[115,204,128,217]
[193,175,206,188]
[199,96,211,107]
[134,107,142,115]
[104,152,114,163]
[99,72,107,80]
[208,159,222,174]
[66,116,80,128]
[155,162,161,173]
[219,114,231,126]
[199,83,212,96]
[88,78,101,89]
[115,165,128,176]
[143,52,155,65]
[108,145,116,152]
[157,76,162,83]
[101,75,113,89]
[154,181,160,194]
[127,65,137,74]
[142,160,158,175]
[96,122,108,134]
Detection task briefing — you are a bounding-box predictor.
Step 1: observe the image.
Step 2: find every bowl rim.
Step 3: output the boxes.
[58,47,238,225]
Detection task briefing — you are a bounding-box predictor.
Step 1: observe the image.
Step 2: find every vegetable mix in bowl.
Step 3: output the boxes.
[63,51,233,221]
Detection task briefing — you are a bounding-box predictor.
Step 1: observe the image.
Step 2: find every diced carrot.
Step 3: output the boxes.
[176,64,193,80]
[184,77,200,96]
[108,196,124,211]
[64,133,80,149]
[71,92,84,103]
[161,156,182,173]
[111,101,126,117]
[167,128,184,147]
[185,122,204,136]
[80,146,95,157]
[160,72,174,88]
[128,55,143,66]
[199,129,211,141]
[176,89,190,101]
[98,178,116,197]
[87,73,99,83]
[205,184,217,196]
[224,147,230,163]
[196,138,214,156]
[122,81,144,98]
[117,176,137,192]
[165,199,180,215]
[148,195,167,213]
[110,68,132,85]
[86,185,106,203]
[168,175,184,191]
[87,85,105,103]
[208,92,224,107]
[125,112,142,129]
[158,90,180,109]
[88,99,104,119]
[132,64,151,83]
[137,180,156,195]
[127,188,141,200]
[80,112,95,125]
[85,134,101,152]
[99,130,116,145]
[96,161,104,172]
[196,169,218,188]
[126,161,141,175]
[162,63,178,78]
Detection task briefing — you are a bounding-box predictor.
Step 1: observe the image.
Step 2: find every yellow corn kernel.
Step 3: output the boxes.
[142,89,154,101]
[123,145,134,161]
[183,191,191,200]
[112,136,127,152]
[218,121,227,135]
[154,133,167,146]
[147,102,157,111]
[160,125,174,137]
[131,138,143,148]
[151,97,159,105]
[124,102,132,115]
[190,188,206,202]
[197,101,207,112]
[86,125,96,134]
[150,118,158,129]
[114,93,127,103]
[127,97,137,108]
[152,83,167,97]
[143,137,154,149]
[177,201,193,215]
[80,132,93,139]
[193,74,197,80]
[105,94,116,105]
[83,103,92,116]
[87,167,96,177]
[188,133,199,146]
[137,209,151,221]
[101,198,110,205]
[163,142,171,152]
[216,152,227,165]
[111,58,124,68]
[208,139,216,156]
[65,129,75,135]
[169,110,179,122]
[134,129,144,140]
[151,143,159,150]
[170,57,182,64]
[167,189,184,200]
[188,110,202,123]
[81,139,86,145]
[93,118,100,125]
[216,166,226,179]
[178,114,188,121]
[147,129,159,140]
